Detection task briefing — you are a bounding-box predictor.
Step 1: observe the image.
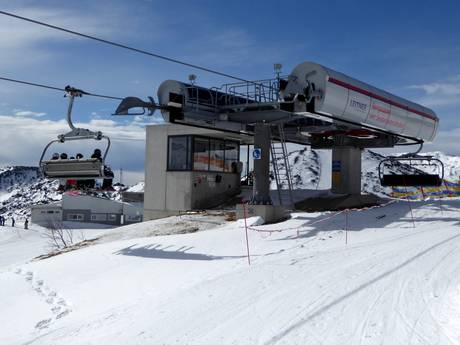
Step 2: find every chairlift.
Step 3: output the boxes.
[39,86,113,180]
[378,153,444,187]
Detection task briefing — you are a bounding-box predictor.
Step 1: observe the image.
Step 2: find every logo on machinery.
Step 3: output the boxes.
[349,99,368,112]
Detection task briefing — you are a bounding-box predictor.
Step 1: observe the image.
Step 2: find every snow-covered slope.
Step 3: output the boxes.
[1,199,460,344]
[274,149,460,198]
[0,167,61,219]
[0,167,129,219]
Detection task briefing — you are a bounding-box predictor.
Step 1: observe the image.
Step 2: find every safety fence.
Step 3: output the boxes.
[240,199,402,265]
[391,180,460,200]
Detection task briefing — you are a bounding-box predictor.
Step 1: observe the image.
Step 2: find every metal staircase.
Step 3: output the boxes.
[270,124,294,207]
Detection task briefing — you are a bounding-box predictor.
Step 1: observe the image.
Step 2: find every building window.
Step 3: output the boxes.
[224,141,239,172]
[168,136,192,170]
[91,214,107,221]
[167,135,239,173]
[193,137,210,171]
[108,214,117,222]
[67,213,84,221]
[127,215,142,221]
[209,139,225,172]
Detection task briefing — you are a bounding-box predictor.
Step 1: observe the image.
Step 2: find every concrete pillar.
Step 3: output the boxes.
[251,123,272,204]
[331,147,362,195]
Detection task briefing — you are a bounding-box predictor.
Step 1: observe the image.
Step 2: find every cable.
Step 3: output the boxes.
[0,10,252,84]
[0,76,123,100]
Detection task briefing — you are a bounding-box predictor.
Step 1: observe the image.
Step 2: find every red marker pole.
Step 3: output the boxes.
[405,187,416,228]
[242,203,251,266]
[345,209,349,245]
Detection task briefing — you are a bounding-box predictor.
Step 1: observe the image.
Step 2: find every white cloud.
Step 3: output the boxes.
[0,115,149,175]
[424,128,460,156]
[0,7,123,68]
[408,75,460,107]
[14,110,46,117]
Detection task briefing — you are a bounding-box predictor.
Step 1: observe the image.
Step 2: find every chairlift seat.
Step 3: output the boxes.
[381,174,442,187]
[41,158,113,180]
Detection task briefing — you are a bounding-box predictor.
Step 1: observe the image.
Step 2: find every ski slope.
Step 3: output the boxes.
[1,199,460,344]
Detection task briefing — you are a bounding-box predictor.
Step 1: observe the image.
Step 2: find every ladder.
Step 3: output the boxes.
[270,125,294,207]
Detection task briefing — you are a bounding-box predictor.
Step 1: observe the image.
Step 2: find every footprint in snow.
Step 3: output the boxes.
[14,267,72,330]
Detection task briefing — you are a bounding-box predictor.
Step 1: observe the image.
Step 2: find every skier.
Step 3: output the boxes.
[11,218,15,227]
[0,215,4,226]
[24,219,29,230]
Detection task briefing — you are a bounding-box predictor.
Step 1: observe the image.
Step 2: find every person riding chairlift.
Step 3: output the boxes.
[91,149,102,162]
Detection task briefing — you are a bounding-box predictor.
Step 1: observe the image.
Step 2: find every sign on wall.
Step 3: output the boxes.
[252,148,262,160]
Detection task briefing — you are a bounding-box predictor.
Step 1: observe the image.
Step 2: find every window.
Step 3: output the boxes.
[108,214,117,222]
[193,137,210,171]
[67,213,84,221]
[127,215,142,221]
[168,136,192,170]
[166,135,240,173]
[224,141,239,172]
[209,139,225,172]
[91,214,107,221]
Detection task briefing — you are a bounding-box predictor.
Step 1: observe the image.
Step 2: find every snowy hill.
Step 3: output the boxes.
[275,149,460,197]
[0,167,61,219]
[1,199,460,344]
[2,150,458,218]
[0,167,127,219]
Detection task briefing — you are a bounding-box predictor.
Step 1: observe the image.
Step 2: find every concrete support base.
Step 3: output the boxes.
[331,147,362,195]
[236,204,287,223]
[295,194,384,212]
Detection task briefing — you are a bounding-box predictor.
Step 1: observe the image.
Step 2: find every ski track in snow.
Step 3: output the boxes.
[2,200,460,344]
[14,267,72,330]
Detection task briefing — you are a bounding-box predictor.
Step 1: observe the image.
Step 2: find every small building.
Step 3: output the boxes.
[30,201,62,227]
[144,123,250,220]
[31,194,143,227]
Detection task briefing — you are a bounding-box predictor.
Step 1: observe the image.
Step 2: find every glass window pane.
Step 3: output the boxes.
[193,137,210,171]
[224,141,239,172]
[210,139,225,172]
[168,136,190,170]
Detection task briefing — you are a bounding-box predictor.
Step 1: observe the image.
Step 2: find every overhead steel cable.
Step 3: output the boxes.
[0,76,123,100]
[0,10,252,84]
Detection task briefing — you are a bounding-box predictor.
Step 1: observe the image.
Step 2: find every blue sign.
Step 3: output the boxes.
[252,148,262,160]
[332,160,341,172]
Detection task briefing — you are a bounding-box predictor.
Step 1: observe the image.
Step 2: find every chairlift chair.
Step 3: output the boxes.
[378,155,444,187]
[39,86,113,180]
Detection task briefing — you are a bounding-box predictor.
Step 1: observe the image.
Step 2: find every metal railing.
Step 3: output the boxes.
[183,77,286,113]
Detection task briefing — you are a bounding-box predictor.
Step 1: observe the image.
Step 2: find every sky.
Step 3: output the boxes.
[0,0,459,184]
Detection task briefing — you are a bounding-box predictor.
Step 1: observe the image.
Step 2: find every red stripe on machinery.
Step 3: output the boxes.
[328,77,437,122]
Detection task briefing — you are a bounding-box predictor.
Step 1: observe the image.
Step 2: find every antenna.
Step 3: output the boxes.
[188,74,197,85]
[274,63,282,79]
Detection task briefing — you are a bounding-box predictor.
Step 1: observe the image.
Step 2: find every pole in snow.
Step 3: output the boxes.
[345,209,349,245]
[242,203,251,266]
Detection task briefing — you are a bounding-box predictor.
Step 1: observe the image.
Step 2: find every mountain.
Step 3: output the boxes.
[0,167,61,219]
[1,150,457,219]
[0,167,124,220]
[272,149,459,197]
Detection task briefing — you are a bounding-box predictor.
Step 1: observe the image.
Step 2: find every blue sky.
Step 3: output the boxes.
[0,0,459,182]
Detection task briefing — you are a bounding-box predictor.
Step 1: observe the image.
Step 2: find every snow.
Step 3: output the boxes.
[2,198,460,344]
[126,181,144,193]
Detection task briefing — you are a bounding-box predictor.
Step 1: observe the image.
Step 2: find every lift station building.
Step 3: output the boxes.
[134,60,439,222]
